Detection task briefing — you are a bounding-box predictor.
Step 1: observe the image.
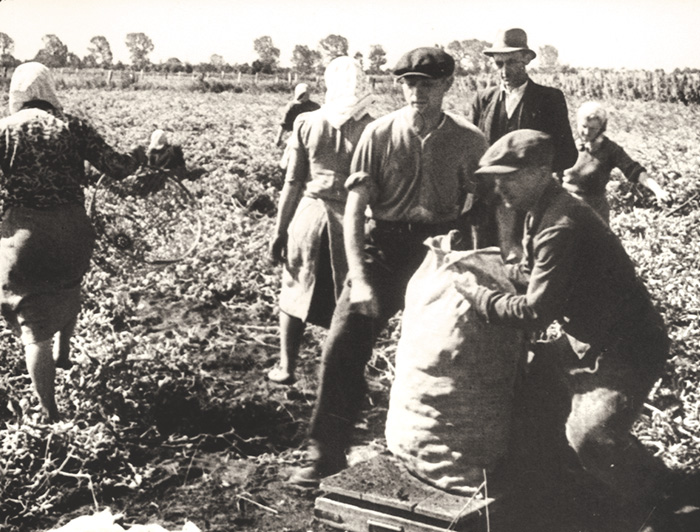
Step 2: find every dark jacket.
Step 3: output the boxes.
[468,80,578,173]
[148,144,186,170]
[471,179,668,366]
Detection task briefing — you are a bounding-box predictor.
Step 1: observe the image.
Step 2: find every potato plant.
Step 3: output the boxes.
[0,86,698,531]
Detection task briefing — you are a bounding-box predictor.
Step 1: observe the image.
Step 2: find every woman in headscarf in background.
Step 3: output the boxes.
[274,83,321,148]
[0,62,147,421]
[563,100,671,223]
[268,56,375,384]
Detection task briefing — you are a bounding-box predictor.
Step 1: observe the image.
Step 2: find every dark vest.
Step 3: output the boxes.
[490,92,528,263]
[491,93,523,143]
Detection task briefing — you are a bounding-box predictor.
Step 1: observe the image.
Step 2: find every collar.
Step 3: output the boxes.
[578,135,606,153]
[501,78,529,97]
[401,106,447,137]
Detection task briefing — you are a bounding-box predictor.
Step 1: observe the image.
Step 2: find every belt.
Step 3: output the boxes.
[371,218,456,235]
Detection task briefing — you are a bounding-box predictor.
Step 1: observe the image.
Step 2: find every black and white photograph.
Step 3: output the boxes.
[0,1,698,531]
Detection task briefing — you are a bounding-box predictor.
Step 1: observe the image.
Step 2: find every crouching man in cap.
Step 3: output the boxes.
[288,47,488,487]
[457,129,698,531]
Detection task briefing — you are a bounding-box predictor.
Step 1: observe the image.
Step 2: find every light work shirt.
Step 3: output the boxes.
[501,80,529,118]
[345,106,488,224]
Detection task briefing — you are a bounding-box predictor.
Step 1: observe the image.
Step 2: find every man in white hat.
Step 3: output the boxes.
[467,28,577,263]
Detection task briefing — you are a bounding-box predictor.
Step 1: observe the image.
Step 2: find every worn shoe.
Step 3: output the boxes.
[287,443,347,488]
[287,460,347,488]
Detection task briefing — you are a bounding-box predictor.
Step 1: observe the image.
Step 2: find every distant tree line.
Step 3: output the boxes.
[0,31,155,72]
[1,29,698,95]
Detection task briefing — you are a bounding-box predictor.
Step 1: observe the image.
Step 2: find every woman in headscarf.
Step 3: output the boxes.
[274,83,321,148]
[563,101,671,223]
[0,62,147,421]
[268,56,375,384]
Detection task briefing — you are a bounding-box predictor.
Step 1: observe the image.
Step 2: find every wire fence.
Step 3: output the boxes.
[2,66,700,104]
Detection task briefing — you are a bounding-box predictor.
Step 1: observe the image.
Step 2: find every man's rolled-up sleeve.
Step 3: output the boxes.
[284,118,310,185]
[345,127,380,204]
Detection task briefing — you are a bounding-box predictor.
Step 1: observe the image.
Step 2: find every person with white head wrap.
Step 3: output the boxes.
[294,82,309,100]
[321,55,375,130]
[267,56,375,384]
[274,82,321,147]
[563,100,671,223]
[146,129,187,177]
[0,62,148,422]
[8,62,63,115]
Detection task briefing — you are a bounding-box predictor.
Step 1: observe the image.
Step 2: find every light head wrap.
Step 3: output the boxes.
[576,101,608,130]
[148,129,169,151]
[322,56,374,129]
[9,62,62,115]
[293,83,309,101]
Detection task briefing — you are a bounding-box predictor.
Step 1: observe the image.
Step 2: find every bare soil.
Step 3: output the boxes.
[27,299,667,532]
[31,299,392,532]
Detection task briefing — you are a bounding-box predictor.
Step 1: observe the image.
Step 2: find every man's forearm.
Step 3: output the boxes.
[274,181,304,235]
[344,185,371,282]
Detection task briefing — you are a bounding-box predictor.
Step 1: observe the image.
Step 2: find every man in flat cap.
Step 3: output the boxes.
[288,47,488,487]
[468,28,577,263]
[457,129,699,531]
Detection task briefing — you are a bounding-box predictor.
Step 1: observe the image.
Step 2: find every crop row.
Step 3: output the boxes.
[0,89,698,530]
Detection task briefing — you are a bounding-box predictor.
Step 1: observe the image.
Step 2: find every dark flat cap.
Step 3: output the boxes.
[392,47,455,79]
[475,130,554,175]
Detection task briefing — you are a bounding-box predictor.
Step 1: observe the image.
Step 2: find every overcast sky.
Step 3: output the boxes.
[1,0,699,71]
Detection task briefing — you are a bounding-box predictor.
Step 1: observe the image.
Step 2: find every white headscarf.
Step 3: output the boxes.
[9,62,62,115]
[294,83,309,101]
[576,101,608,129]
[148,129,169,151]
[322,56,374,129]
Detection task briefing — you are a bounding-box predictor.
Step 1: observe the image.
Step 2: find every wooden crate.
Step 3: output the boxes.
[314,454,498,532]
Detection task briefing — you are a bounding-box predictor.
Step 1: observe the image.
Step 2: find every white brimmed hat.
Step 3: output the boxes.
[484,28,537,60]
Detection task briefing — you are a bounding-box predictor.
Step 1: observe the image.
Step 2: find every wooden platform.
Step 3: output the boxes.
[314,454,499,532]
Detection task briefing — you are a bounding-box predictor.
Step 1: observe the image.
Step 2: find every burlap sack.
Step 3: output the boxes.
[386,234,525,494]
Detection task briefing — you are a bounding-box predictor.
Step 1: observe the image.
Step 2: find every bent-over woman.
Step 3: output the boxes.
[0,62,147,421]
[268,56,374,384]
